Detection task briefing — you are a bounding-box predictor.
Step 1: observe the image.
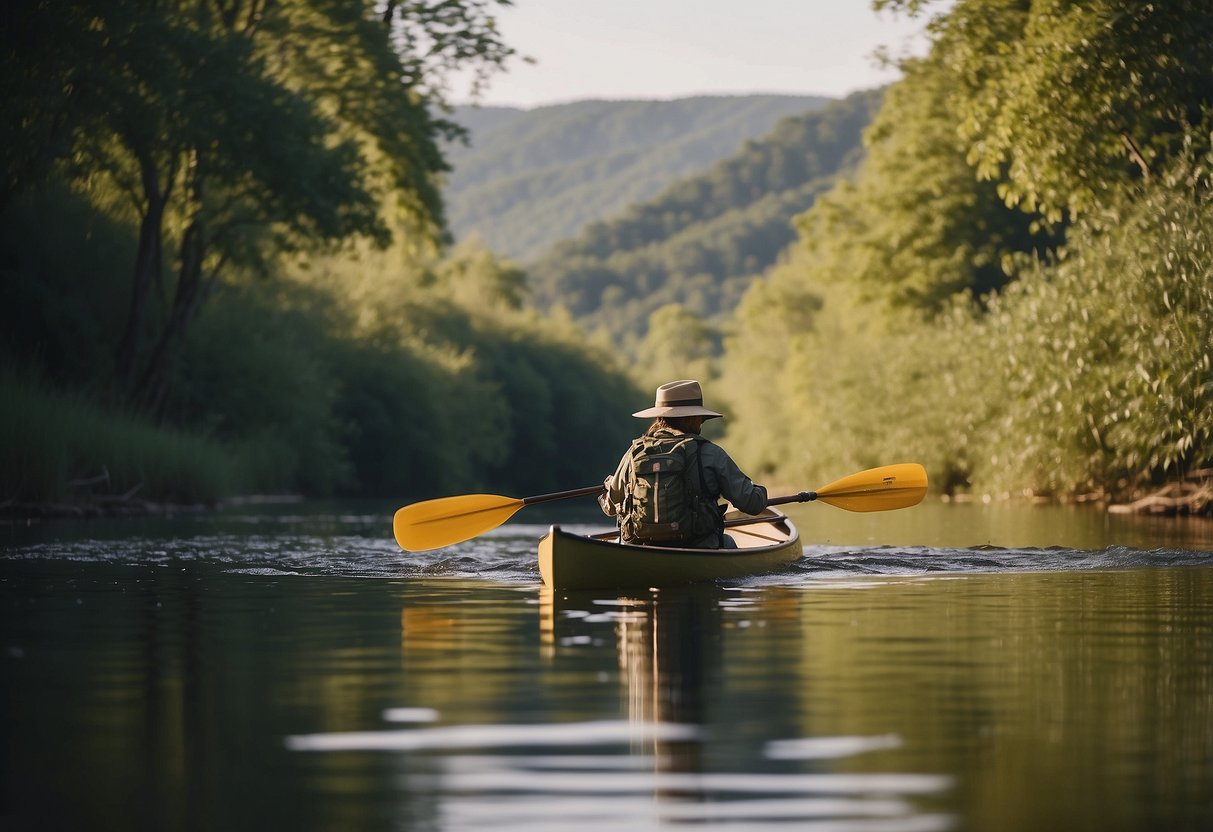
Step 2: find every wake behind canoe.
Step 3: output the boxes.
[538,509,802,590]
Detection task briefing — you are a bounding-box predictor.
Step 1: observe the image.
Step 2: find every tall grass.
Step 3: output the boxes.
[1,371,256,506]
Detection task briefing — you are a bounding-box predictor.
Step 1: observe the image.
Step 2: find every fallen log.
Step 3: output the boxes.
[1107,476,1213,516]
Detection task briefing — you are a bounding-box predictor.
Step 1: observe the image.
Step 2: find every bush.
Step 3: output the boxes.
[970,150,1213,496]
[1,370,251,504]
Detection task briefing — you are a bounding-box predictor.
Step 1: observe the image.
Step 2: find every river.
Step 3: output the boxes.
[2,499,1212,831]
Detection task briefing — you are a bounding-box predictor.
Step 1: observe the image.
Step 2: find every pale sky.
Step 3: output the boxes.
[452,0,939,108]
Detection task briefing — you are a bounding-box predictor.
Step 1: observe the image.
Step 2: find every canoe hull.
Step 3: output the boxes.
[538,511,801,590]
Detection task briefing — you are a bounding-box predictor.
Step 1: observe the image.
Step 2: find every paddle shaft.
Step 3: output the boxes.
[766,491,816,507]
[524,488,817,515]
[523,484,604,506]
[520,461,926,511]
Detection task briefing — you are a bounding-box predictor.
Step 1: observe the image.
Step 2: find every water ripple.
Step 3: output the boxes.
[287,714,956,831]
[5,520,1213,584]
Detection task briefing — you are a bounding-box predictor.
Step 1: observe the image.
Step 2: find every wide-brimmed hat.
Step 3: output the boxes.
[632,379,723,419]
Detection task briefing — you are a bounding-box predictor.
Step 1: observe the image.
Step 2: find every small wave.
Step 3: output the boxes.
[6,530,1212,584]
[765,734,904,760]
[285,719,699,752]
[285,710,954,832]
[792,544,1213,578]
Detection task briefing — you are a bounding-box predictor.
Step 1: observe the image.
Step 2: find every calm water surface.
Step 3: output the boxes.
[2,500,1212,831]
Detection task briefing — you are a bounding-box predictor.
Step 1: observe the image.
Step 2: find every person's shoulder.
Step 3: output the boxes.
[701,438,742,463]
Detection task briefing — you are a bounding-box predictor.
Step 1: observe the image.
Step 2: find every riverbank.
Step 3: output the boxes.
[1,493,306,524]
[933,471,1213,518]
[1107,473,1213,516]
[2,373,270,516]
[1,497,213,522]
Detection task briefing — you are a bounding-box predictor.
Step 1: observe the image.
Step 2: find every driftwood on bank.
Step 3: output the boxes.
[1,468,212,521]
[1,496,213,520]
[1,490,302,522]
[1107,469,1213,516]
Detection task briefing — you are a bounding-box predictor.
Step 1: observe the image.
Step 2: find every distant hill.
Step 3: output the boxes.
[442,95,831,260]
[524,89,883,347]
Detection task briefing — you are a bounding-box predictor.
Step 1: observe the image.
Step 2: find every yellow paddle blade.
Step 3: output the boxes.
[393,493,525,551]
[815,463,928,512]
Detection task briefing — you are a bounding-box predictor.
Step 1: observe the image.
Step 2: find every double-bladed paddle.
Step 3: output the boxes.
[392,462,928,552]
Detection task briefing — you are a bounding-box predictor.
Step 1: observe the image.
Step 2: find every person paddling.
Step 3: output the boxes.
[599,379,768,548]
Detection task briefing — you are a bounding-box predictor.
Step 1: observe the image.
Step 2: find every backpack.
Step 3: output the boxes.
[620,430,723,545]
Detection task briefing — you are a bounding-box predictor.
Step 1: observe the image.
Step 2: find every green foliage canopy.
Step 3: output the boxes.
[799,46,1057,313]
[975,148,1213,494]
[3,0,651,503]
[879,0,1213,222]
[2,0,517,408]
[719,0,1213,502]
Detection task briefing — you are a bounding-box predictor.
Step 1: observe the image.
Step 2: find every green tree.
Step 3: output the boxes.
[971,148,1213,496]
[635,304,718,392]
[719,0,1213,500]
[430,239,528,311]
[800,44,1056,313]
[281,241,643,497]
[717,256,825,478]
[878,0,1213,222]
[3,0,516,409]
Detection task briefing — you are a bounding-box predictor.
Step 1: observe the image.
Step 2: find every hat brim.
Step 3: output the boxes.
[632,405,722,419]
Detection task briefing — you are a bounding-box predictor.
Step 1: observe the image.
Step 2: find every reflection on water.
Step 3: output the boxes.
[2,501,1213,831]
[285,587,954,830]
[552,587,954,829]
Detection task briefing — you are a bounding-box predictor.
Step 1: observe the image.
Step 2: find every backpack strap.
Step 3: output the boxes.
[689,436,726,547]
[617,435,647,522]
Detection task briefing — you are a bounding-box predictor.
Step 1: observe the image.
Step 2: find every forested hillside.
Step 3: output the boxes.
[719,0,1213,508]
[526,90,881,349]
[443,95,829,259]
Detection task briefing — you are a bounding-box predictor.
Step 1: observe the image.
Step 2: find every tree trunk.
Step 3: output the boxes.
[134,149,206,413]
[135,216,206,413]
[114,155,170,390]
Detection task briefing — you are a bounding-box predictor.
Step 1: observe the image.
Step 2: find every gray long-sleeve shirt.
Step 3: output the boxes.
[599,430,768,546]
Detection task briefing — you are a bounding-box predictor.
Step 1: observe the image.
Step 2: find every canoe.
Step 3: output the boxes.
[538,508,802,590]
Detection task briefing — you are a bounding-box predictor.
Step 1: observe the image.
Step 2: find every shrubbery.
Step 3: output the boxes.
[718,0,1213,503]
